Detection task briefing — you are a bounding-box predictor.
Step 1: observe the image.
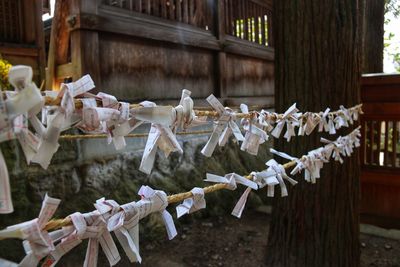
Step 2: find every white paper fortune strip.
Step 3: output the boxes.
[176,187,206,218]
[201,95,244,157]
[204,173,258,218]
[0,194,60,266]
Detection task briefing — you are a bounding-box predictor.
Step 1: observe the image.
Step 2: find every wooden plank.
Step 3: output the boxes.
[145,0,151,14]
[362,103,400,117]
[384,121,389,166]
[369,120,374,165]
[152,0,159,16]
[223,35,275,60]
[176,0,182,21]
[267,10,273,46]
[254,3,259,44]
[189,0,194,25]
[360,119,366,165]
[260,11,266,45]
[362,170,400,186]
[0,46,39,57]
[183,0,189,23]
[376,121,382,165]
[168,0,175,20]
[76,11,221,50]
[56,62,76,79]
[362,74,400,86]
[393,121,398,167]
[161,0,167,18]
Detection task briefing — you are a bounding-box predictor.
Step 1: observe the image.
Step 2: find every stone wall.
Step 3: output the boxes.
[0,126,273,264]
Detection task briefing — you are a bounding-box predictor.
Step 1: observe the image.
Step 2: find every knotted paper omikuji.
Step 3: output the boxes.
[0,127,361,266]
[1,66,363,178]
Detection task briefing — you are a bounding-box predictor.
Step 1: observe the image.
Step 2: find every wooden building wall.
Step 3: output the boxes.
[0,0,46,85]
[47,0,275,107]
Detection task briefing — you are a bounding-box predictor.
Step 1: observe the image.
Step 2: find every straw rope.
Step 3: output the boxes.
[42,160,297,231]
[43,96,362,120]
[59,130,214,140]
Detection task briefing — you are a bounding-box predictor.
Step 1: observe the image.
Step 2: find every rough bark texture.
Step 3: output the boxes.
[266,1,362,267]
[362,0,384,73]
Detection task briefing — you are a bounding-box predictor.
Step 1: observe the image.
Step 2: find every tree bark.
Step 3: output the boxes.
[266,1,362,267]
[362,0,384,73]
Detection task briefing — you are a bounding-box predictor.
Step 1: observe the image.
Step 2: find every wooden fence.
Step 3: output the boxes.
[360,74,400,229]
[0,0,46,85]
[46,0,274,107]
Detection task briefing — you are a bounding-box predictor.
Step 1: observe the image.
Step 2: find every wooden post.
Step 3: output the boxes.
[214,0,227,99]
[69,0,101,91]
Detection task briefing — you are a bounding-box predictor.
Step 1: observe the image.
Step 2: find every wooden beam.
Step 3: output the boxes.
[224,35,274,60]
[72,8,221,50]
[56,62,76,79]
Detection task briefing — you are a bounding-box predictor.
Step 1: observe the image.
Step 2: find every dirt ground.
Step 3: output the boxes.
[132,210,400,267]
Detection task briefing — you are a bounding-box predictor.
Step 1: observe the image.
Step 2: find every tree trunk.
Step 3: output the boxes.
[362,0,384,73]
[266,1,362,267]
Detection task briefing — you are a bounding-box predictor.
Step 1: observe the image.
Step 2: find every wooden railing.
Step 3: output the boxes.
[0,0,23,43]
[360,74,400,229]
[224,0,272,46]
[102,0,214,31]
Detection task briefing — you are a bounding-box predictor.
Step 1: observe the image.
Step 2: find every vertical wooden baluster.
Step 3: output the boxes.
[254,3,259,43]
[267,9,273,46]
[138,0,142,12]
[376,121,382,165]
[183,0,188,23]
[260,11,266,45]
[161,0,167,18]
[146,0,151,14]
[238,0,243,38]
[153,0,159,16]
[169,0,175,20]
[230,0,235,36]
[176,0,182,21]
[369,121,375,165]
[189,0,194,25]
[360,120,366,165]
[393,121,398,167]
[224,0,228,34]
[242,0,248,40]
[384,121,389,166]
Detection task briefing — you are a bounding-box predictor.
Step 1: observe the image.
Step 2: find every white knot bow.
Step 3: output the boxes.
[261,159,297,197]
[176,187,206,218]
[201,95,244,157]
[138,101,183,174]
[0,194,61,267]
[32,75,95,169]
[205,173,258,218]
[271,103,300,139]
[240,104,268,156]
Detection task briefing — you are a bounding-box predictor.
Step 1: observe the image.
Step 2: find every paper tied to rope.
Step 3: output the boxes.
[172,89,207,131]
[239,104,268,156]
[204,173,257,218]
[32,75,95,169]
[271,103,300,140]
[301,112,320,136]
[40,211,107,267]
[201,95,244,157]
[176,187,206,218]
[333,105,351,130]
[272,147,327,184]
[94,199,140,264]
[257,152,298,197]
[0,194,60,267]
[320,126,361,163]
[138,186,177,239]
[139,102,183,174]
[317,108,331,133]
[0,66,44,214]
